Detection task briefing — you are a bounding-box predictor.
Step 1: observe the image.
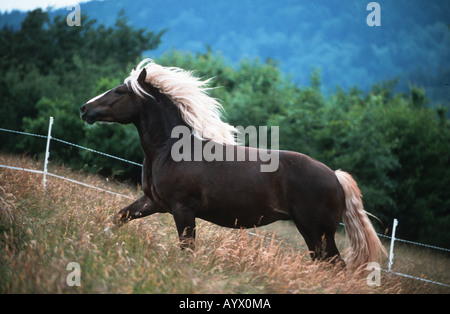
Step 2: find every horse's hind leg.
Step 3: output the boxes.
[293,217,343,265]
[322,233,344,265]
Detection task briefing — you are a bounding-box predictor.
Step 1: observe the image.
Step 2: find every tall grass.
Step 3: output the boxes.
[0,154,448,293]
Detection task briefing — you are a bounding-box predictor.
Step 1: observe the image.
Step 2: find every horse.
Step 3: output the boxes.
[80,59,386,268]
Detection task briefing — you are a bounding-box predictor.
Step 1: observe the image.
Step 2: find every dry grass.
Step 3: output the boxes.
[0,154,448,294]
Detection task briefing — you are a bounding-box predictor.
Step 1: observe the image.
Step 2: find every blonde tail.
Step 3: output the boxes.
[335,170,387,268]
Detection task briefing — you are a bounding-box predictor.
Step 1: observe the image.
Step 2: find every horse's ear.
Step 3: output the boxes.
[137,68,147,85]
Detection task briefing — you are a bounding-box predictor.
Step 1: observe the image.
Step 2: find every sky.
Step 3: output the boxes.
[0,0,94,12]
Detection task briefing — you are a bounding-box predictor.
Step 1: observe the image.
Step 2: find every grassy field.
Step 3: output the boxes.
[1,154,448,294]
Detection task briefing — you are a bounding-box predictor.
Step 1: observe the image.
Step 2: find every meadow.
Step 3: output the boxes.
[1,154,448,294]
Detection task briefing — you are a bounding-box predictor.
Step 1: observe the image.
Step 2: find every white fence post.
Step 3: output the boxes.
[43,116,54,190]
[388,218,398,272]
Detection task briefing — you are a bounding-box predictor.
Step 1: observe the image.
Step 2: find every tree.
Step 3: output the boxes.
[0,8,164,169]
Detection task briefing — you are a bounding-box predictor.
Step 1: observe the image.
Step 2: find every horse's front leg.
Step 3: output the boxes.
[113,194,160,227]
[104,195,159,234]
[172,204,196,250]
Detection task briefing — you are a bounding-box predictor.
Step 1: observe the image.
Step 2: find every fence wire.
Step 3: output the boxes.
[0,127,143,167]
[51,136,143,167]
[0,127,47,139]
[0,164,134,199]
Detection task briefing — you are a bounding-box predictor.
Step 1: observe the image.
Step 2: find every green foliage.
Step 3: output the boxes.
[1,10,449,246]
[21,96,83,162]
[0,8,163,178]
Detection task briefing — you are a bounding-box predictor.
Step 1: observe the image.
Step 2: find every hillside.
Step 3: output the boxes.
[1,154,449,294]
[1,0,449,105]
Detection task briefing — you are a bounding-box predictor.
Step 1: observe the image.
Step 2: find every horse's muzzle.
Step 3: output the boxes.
[80,104,95,124]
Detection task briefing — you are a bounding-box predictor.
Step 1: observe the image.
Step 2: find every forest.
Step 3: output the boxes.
[1,0,449,106]
[0,9,449,247]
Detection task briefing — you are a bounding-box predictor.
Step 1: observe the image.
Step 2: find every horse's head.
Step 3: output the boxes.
[80,68,152,125]
[82,58,237,146]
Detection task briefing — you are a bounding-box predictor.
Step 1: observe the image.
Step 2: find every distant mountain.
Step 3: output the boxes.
[1,0,449,105]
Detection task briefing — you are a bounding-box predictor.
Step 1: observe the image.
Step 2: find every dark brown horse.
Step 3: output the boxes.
[80,59,386,268]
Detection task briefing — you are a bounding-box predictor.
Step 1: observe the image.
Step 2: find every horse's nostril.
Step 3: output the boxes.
[80,105,87,114]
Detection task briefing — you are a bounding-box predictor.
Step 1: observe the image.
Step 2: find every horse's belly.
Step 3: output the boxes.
[196,201,291,229]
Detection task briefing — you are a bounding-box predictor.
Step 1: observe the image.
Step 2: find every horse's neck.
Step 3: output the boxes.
[134,101,186,165]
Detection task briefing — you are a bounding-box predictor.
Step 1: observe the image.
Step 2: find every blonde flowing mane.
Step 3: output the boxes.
[124,58,238,146]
